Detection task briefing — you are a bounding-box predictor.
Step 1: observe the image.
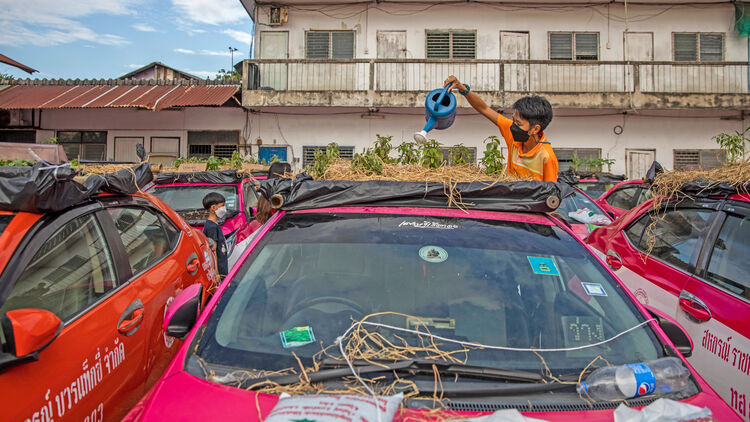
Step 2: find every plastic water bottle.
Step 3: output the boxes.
[576,357,690,400]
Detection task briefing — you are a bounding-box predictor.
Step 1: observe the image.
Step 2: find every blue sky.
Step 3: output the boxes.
[0,0,254,80]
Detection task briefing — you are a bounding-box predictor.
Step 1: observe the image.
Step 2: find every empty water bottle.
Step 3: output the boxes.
[576,357,690,400]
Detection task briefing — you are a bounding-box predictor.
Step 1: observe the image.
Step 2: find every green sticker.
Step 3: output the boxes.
[280,326,316,348]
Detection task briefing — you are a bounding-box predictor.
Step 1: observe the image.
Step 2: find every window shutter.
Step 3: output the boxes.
[673,33,698,61]
[303,146,355,166]
[306,32,330,58]
[427,32,450,58]
[699,149,725,169]
[673,150,700,169]
[452,32,476,59]
[699,34,723,61]
[331,31,355,58]
[575,33,598,60]
[549,33,573,60]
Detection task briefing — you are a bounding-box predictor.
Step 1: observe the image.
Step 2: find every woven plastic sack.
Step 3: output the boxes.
[264,393,403,422]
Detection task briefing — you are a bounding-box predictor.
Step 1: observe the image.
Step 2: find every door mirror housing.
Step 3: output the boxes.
[0,308,63,370]
[646,305,693,358]
[164,283,203,340]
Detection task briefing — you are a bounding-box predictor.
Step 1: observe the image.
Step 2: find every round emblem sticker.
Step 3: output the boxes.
[419,246,448,263]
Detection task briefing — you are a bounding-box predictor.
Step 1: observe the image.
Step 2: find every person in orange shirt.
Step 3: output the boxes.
[444,75,558,182]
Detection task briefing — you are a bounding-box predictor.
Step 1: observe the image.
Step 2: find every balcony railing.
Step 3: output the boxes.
[244,59,749,94]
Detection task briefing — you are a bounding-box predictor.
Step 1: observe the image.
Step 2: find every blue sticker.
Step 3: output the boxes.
[527,256,560,276]
[581,282,608,297]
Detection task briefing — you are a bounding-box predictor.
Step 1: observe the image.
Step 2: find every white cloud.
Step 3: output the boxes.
[186,70,216,79]
[199,49,244,57]
[222,29,253,45]
[0,0,138,46]
[132,23,156,32]
[174,48,196,54]
[127,64,145,69]
[172,0,248,25]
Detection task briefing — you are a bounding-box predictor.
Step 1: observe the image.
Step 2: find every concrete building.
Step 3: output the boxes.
[238,0,750,176]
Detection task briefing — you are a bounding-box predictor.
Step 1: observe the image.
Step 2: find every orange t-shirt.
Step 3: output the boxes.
[496,114,558,182]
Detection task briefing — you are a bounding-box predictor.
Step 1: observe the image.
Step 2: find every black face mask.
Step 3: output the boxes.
[510,123,531,143]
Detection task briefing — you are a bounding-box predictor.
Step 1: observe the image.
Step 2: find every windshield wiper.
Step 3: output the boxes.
[244,358,542,389]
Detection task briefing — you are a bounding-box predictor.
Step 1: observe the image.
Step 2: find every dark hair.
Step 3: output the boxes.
[255,194,273,224]
[202,192,225,210]
[513,96,553,131]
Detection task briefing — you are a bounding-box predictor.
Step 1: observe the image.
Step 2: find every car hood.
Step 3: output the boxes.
[128,371,737,421]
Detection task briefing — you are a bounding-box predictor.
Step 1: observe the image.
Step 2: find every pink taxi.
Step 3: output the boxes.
[125,179,738,421]
[588,188,750,420]
[147,170,261,253]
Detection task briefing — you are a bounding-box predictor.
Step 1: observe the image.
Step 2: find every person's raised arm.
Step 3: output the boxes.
[444,75,499,124]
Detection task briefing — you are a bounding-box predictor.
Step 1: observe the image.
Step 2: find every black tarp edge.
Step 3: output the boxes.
[154,170,249,185]
[260,175,574,213]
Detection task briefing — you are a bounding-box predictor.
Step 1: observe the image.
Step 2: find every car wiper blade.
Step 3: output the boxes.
[410,380,572,397]
[245,359,416,388]
[318,358,543,383]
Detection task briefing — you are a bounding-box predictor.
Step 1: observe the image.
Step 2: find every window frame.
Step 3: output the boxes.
[672,32,725,62]
[548,32,600,61]
[673,149,726,171]
[56,130,107,161]
[187,131,240,159]
[692,201,750,304]
[554,148,602,172]
[425,30,478,59]
[304,30,356,59]
[302,145,355,167]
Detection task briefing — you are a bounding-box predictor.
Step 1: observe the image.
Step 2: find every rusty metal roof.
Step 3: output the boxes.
[0,84,240,111]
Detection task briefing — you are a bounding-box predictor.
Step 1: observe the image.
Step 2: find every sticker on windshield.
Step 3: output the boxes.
[527,256,559,276]
[419,246,448,263]
[581,282,607,297]
[280,326,316,348]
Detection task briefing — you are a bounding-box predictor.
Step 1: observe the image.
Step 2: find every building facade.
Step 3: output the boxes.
[239,0,750,176]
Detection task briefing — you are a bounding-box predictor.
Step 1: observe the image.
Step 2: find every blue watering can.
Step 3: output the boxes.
[414,84,457,143]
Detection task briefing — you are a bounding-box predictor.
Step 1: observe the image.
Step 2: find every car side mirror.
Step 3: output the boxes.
[646,306,693,358]
[0,309,63,370]
[164,283,203,340]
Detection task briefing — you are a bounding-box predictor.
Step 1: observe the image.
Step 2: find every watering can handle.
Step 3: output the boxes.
[433,84,452,112]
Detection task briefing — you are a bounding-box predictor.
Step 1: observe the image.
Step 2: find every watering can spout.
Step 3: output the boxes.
[414,130,428,143]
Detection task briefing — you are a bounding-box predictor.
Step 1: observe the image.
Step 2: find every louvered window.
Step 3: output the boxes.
[426,31,476,59]
[673,149,725,170]
[305,31,355,59]
[187,131,239,159]
[439,146,477,165]
[554,148,601,172]
[549,32,599,60]
[673,33,724,61]
[303,145,355,167]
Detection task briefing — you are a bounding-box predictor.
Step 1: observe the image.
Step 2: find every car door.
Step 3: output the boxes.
[0,204,147,422]
[611,205,718,316]
[101,200,206,407]
[676,202,750,420]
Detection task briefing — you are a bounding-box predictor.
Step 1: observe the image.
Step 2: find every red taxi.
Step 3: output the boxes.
[0,164,217,422]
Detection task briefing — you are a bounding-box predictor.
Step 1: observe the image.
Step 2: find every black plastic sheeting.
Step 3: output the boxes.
[644,161,664,183]
[678,181,750,198]
[557,170,626,185]
[154,169,247,185]
[260,174,573,213]
[0,162,153,213]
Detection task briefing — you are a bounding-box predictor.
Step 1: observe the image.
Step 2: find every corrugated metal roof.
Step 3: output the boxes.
[0,84,240,111]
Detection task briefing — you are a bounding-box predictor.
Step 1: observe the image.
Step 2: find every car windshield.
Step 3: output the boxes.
[149,185,239,222]
[577,182,616,198]
[557,189,612,226]
[189,212,661,384]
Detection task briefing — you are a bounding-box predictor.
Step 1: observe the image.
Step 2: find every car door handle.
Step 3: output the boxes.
[118,299,145,336]
[679,290,712,323]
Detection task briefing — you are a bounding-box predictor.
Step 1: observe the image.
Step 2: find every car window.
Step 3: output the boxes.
[243,182,258,212]
[627,209,714,272]
[557,189,612,225]
[190,213,662,382]
[159,214,182,249]
[108,207,172,274]
[606,186,639,210]
[636,187,653,206]
[149,185,240,222]
[0,214,116,322]
[706,214,750,299]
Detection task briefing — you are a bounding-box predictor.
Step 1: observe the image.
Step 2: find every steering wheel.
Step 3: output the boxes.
[284,296,368,322]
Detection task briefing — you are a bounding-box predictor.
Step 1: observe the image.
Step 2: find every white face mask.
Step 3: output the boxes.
[215,206,227,219]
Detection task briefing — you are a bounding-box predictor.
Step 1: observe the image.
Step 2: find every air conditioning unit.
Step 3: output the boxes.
[269,6,288,26]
